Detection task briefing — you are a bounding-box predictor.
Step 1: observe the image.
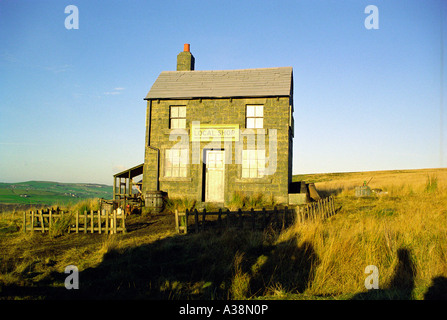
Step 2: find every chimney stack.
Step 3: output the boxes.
[177,43,195,71]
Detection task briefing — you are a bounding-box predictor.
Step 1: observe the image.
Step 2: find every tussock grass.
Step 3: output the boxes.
[164,197,197,213]
[227,191,277,211]
[48,212,74,238]
[67,198,100,213]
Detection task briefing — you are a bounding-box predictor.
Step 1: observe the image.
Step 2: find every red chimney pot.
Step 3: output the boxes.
[184,43,190,52]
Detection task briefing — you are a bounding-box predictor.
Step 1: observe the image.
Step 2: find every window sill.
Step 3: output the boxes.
[162,128,270,136]
[234,177,272,184]
[163,128,189,135]
[159,177,192,182]
[241,128,267,135]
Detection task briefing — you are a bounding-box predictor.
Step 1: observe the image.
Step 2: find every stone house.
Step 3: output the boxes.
[141,44,294,205]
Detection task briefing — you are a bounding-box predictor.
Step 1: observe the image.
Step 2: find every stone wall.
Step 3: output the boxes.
[142,96,293,205]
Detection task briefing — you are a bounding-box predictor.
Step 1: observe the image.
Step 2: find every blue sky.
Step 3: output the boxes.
[0,0,446,185]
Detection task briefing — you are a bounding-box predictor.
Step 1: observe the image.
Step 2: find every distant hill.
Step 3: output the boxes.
[0,181,113,209]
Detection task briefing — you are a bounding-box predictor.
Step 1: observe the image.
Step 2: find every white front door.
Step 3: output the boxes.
[205,150,225,202]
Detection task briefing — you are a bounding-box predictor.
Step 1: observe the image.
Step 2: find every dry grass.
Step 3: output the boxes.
[278,168,447,299]
[0,168,446,300]
[227,191,277,211]
[314,168,447,197]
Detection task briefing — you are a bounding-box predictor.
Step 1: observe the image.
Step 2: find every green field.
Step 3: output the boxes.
[0,181,112,209]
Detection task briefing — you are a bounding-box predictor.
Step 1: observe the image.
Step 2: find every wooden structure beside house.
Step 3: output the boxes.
[111,163,144,212]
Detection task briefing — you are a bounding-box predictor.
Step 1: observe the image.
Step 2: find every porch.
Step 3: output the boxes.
[112,163,144,212]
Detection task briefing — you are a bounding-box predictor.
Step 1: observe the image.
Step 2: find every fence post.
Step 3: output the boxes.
[328,197,332,217]
[30,211,34,232]
[218,208,222,229]
[90,210,94,233]
[262,208,267,229]
[251,208,255,230]
[322,199,325,218]
[194,209,199,233]
[75,211,79,233]
[98,210,102,234]
[113,209,117,234]
[121,211,123,234]
[317,200,323,217]
[105,210,109,234]
[184,210,188,234]
[123,210,126,234]
[49,209,52,231]
[39,210,44,233]
[331,196,335,216]
[202,209,206,231]
[273,206,277,228]
[283,207,287,229]
[110,210,114,234]
[84,210,87,234]
[176,209,179,233]
[321,199,325,219]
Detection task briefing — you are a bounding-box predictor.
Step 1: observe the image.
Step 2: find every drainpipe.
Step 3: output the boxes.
[147,99,160,191]
[148,145,160,192]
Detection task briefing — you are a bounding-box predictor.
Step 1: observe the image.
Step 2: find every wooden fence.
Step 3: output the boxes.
[22,208,126,234]
[295,196,336,223]
[175,206,295,234]
[175,196,337,234]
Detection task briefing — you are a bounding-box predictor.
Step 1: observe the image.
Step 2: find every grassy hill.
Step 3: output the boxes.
[0,181,112,210]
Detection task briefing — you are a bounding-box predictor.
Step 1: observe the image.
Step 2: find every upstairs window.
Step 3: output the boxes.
[170,106,186,129]
[246,105,263,129]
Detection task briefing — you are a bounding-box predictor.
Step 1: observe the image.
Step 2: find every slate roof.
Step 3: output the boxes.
[144,67,293,100]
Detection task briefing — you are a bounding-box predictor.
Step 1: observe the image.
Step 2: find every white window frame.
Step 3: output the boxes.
[170,106,186,129]
[164,148,188,178]
[246,105,264,129]
[241,149,265,178]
